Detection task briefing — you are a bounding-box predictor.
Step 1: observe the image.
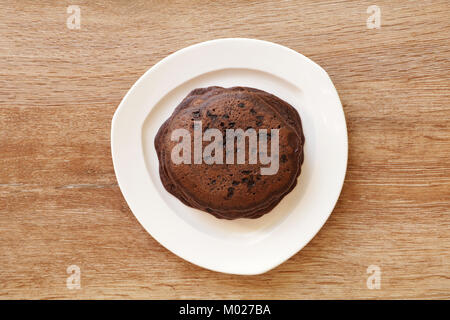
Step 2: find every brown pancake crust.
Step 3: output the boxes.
[155,86,304,219]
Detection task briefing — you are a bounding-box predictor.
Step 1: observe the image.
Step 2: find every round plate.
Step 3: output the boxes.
[111,38,347,275]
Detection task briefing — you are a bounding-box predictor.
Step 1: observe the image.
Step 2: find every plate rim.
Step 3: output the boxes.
[111,38,348,275]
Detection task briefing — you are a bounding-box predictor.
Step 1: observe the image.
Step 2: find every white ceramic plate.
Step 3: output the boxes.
[111,38,347,275]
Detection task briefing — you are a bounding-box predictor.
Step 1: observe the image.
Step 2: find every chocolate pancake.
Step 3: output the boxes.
[155,86,304,219]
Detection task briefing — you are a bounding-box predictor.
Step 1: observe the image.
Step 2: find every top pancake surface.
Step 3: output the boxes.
[155,86,304,219]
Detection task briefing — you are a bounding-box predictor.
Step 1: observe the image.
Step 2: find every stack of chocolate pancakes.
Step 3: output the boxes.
[155,86,304,219]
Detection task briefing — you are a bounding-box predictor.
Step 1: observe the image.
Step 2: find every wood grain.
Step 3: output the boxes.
[0,0,449,299]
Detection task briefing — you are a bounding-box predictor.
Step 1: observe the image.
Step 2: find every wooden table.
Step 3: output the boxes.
[0,0,449,299]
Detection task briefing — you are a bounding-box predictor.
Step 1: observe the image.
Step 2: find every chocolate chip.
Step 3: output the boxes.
[226,187,234,199]
[241,170,251,174]
[281,154,288,163]
[206,110,217,120]
[238,102,245,108]
[232,180,240,186]
[250,108,256,114]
